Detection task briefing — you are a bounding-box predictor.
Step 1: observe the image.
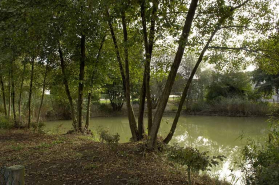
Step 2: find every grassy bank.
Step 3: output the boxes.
[0,130,229,185]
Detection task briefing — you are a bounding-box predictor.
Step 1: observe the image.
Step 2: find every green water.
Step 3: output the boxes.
[44,116,268,184]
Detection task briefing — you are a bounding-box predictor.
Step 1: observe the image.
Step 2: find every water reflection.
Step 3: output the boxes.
[44,115,268,185]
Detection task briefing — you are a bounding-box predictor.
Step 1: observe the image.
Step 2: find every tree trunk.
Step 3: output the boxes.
[146,0,158,135]
[36,62,49,125]
[147,0,198,149]
[77,34,86,132]
[18,62,26,124]
[8,70,11,119]
[85,35,106,130]
[0,75,7,116]
[138,0,158,137]
[163,5,239,144]
[106,9,126,93]
[122,10,139,141]
[28,57,35,128]
[85,92,91,129]
[58,45,77,131]
[11,60,17,127]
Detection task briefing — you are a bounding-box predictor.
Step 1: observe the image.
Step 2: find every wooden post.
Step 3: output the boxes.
[2,165,25,185]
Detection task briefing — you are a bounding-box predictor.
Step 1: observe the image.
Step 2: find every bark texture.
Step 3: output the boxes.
[36,62,49,124]
[147,0,198,149]
[28,58,35,128]
[58,45,77,131]
[77,34,86,132]
[0,75,7,116]
[122,10,138,141]
[18,62,26,124]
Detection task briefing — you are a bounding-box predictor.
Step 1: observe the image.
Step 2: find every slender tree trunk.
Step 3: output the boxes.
[122,10,138,141]
[163,4,242,144]
[18,63,26,124]
[77,34,86,132]
[138,75,146,139]
[146,0,158,134]
[8,70,11,119]
[85,92,91,129]
[36,62,49,124]
[85,35,106,129]
[11,60,17,127]
[107,9,139,140]
[106,9,126,93]
[28,57,35,128]
[0,75,7,116]
[58,45,77,131]
[138,0,158,137]
[147,0,198,149]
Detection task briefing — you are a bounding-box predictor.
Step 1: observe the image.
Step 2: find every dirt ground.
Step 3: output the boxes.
[0,130,229,185]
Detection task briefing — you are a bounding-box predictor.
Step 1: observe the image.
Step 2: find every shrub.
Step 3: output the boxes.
[168,145,225,185]
[30,122,46,133]
[99,130,120,144]
[240,121,279,185]
[0,115,12,129]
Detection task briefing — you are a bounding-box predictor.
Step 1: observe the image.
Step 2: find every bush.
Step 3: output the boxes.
[241,121,279,185]
[99,130,120,144]
[168,145,225,185]
[30,122,46,133]
[0,115,12,129]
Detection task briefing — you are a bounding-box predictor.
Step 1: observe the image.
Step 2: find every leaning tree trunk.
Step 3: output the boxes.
[85,35,106,129]
[121,10,138,141]
[28,57,35,128]
[11,60,17,127]
[58,45,77,131]
[147,0,198,149]
[163,4,240,144]
[18,62,26,124]
[0,75,7,116]
[77,34,86,132]
[36,62,49,125]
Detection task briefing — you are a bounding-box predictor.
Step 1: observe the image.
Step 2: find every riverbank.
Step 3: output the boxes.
[0,130,230,185]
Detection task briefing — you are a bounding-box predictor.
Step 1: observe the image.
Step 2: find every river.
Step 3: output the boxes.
[44,115,268,185]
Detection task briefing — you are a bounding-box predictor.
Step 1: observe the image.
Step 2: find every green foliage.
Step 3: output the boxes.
[30,122,45,133]
[168,145,225,172]
[99,129,120,144]
[241,121,279,185]
[0,115,12,129]
[206,72,253,101]
[168,145,225,184]
[252,68,279,98]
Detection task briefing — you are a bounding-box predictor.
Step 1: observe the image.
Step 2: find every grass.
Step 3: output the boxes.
[0,129,230,185]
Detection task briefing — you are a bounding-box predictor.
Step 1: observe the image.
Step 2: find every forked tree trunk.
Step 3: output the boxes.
[163,3,244,144]
[0,75,7,116]
[18,62,26,124]
[36,62,49,125]
[77,34,86,132]
[107,9,139,141]
[138,0,158,138]
[121,10,138,141]
[28,57,35,128]
[58,45,77,131]
[147,0,198,149]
